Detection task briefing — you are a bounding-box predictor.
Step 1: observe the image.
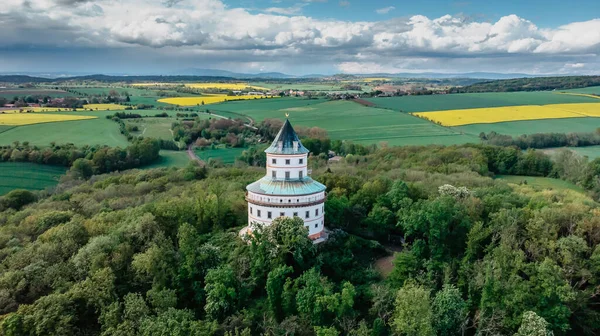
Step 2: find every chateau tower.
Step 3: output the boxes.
[243,117,327,242]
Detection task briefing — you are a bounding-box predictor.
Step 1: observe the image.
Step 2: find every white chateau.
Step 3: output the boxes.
[243,117,327,243]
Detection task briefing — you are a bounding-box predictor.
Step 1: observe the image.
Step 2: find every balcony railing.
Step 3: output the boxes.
[245,192,327,207]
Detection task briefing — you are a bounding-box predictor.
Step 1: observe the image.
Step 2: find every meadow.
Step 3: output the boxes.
[141,150,191,169]
[195,146,248,164]
[496,175,585,193]
[184,83,269,91]
[366,91,600,112]
[0,162,66,195]
[249,82,364,91]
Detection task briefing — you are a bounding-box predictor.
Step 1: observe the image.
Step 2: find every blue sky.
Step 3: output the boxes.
[239,0,600,27]
[0,0,599,75]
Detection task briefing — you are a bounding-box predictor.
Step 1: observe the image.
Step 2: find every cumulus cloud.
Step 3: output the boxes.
[0,0,599,74]
[375,6,395,14]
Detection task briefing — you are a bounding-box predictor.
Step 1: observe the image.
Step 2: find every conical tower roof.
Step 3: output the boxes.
[264,118,310,154]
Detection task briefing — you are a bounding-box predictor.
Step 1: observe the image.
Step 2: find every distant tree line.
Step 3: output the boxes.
[0,138,160,178]
[481,130,600,149]
[450,75,600,93]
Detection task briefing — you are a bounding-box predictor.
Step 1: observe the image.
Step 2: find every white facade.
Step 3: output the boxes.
[243,119,327,241]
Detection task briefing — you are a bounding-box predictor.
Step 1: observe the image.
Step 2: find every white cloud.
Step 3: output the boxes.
[0,0,599,74]
[375,6,395,14]
[264,3,307,15]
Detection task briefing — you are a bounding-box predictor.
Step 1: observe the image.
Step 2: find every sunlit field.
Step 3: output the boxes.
[1,104,126,114]
[158,95,276,106]
[83,104,126,110]
[411,103,600,126]
[184,83,269,90]
[0,114,97,126]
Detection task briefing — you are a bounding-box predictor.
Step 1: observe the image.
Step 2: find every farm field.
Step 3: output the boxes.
[0,89,73,98]
[195,147,247,164]
[141,150,191,169]
[249,82,366,92]
[184,83,269,91]
[366,91,600,113]
[557,86,600,94]
[158,95,276,106]
[496,175,585,193]
[0,162,67,195]
[414,103,600,126]
[0,115,128,147]
[0,113,97,126]
[455,117,600,137]
[541,146,600,160]
[215,99,477,146]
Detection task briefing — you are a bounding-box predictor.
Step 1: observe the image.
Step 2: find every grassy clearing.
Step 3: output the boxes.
[455,117,600,137]
[215,99,477,146]
[496,175,585,193]
[0,162,67,195]
[184,83,269,91]
[126,118,175,140]
[142,150,191,169]
[195,147,247,164]
[366,91,600,113]
[557,86,600,94]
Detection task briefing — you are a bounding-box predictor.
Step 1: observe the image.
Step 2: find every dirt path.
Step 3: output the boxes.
[187,144,204,166]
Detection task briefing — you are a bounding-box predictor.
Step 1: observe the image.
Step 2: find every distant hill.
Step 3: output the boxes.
[171,68,298,79]
[0,75,54,84]
[450,76,600,93]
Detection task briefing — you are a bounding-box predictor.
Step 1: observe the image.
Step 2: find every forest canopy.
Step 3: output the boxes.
[0,144,599,335]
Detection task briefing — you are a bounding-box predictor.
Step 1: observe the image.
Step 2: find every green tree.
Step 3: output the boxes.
[392,282,433,336]
[267,265,293,321]
[204,266,238,321]
[432,284,467,336]
[515,311,552,336]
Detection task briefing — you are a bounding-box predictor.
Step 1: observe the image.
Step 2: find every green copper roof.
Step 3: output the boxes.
[264,119,310,155]
[247,177,326,195]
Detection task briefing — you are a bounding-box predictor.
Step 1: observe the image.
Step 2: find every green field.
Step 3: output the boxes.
[250,82,360,91]
[558,86,600,94]
[126,117,176,140]
[0,113,129,147]
[541,146,600,160]
[0,162,67,195]
[454,117,600,137]
[496,175,585,193]
[366,91,600,113]
[0,89,73,98]
[195,147,247,164]
[142,150,191,169]
[214,99,477,146]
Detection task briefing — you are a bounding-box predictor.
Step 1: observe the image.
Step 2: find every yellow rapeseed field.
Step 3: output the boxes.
[0,114,97,126]
[1,107,76,114]
[1,104,126,114]
[412,105,587,126]
[158,95,276,106]
[184,83,269,91]
[83,104,126,110]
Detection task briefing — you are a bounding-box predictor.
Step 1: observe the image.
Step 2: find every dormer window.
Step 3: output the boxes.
[278,141,283,151]
[293,141,298,151]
